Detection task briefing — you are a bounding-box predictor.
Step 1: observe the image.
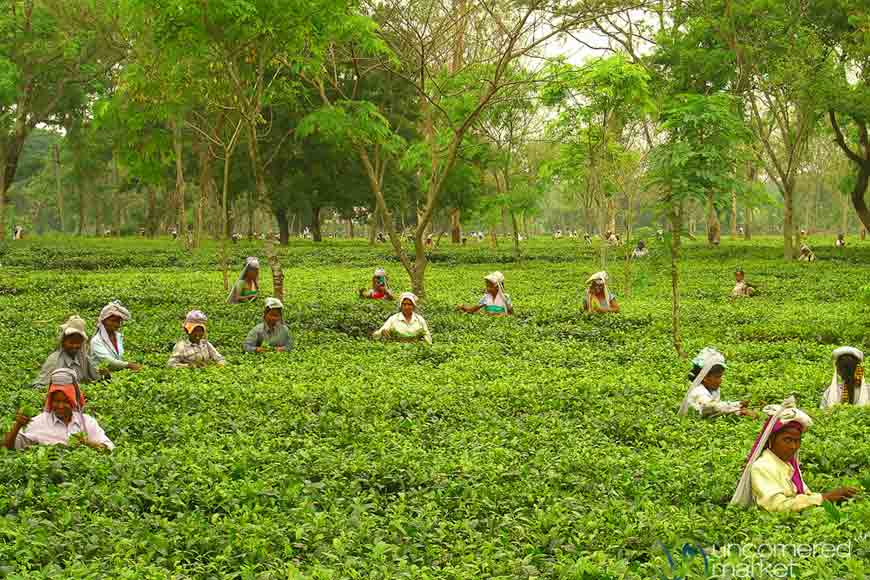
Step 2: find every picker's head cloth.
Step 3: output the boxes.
[584,271,612,306]
[183,310,208,334]
[374,267,387,278]
[398,292,418,309]
[484,272,507,303]
[678,347,727,416]
[264,297,284,311]
[45,368,85,412]
[59,315,88,345]
[826,346,869,406]
[730,397,813,507]
[96,300,131,351]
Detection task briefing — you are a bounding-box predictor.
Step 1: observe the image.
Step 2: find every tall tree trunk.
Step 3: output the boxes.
[730,190,738,240]
[669,199,686,358]
[264,239,284,302]
[510,211,521,258]
[706,194,720,245]
[112,151,121,236]
[54,143,64,232]
[275,207,290,245]
[450,208,461,243]
[368,207,378,245]
[78,183,85,236]
[247,192,256,238]
[744,205,753,240]
[607,197,616,234]
[195,138,213,248]
[95,192,103,238]
[783,180,795,260]
[347,218,354,239]
[312,206,322,242]
[172,118,186,246]
[147,189,158,238]
[841,191,849,235]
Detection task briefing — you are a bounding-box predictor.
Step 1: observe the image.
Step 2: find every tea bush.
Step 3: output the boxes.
[0,236,868,579]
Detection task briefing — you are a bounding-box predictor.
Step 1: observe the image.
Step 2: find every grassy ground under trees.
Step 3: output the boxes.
[0,237,868,579]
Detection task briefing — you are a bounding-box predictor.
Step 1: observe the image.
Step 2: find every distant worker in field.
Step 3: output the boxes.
[227,257,260,304]
[731,268,756,298]
[33,315,106,388]
[631,240,648,259]
[373,292,432,344]
[821,347,869,409]
[90,301,142,373]
[244,298,294,354]
[583,232,592,245]
[835,233,846,248]
[678,347,755,418]
[582,271,619,313]
[731,397,858,512]
[457,271,513,316]
[168,310,226,368]
[359,267,394,301]
[5,368,114,451]
[797,243,816,262]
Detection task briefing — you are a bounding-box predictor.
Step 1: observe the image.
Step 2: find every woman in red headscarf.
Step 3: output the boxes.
[4,368,114,451]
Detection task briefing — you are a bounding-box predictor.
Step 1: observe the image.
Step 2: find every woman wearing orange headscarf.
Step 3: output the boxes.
[4,368,114,451]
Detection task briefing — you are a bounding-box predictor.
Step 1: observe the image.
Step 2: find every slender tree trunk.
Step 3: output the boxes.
[95,193,103,238]
[510,211,521,258]
[275,207,290,245]
[247,192,255,238]
[195,138,213,248]
[669,199,686,358]
[0,145,7,241]
[54,143,64,232]
[147,189,158,238]
[607,197,616,234]
[112,151,121,236]
[730,190,738,239]
[78,183,85,236]
[172,118,186,246]
[745,205,753,240]
[783,180,795,260]
[312,206,322,242]
[450,208,461,243]
[841,192,849,235]
[264,239,284,302]
[368,207,378,245]
[347,218,354,239]
[706,193,720,245]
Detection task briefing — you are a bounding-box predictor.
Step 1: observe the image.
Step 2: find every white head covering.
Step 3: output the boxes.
[227,257,260,302]
[484,272,508,307]
[95,301,131,357]
[398,292,418,309]
[678,348,727,416]
[49,367,79,386]
[374,267,386,278]
[264,297,284,311]
[59,315,88,341]
[822,346,869,408]
[730,397,813,507]
[584,271,613,311]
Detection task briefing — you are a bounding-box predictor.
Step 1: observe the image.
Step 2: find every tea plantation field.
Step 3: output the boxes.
[0,236,868,579]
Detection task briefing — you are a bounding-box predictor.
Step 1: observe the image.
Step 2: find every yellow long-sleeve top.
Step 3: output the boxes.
[750,449,824,512]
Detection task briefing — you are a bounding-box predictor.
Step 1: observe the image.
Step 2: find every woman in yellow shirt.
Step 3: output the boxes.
[730,398,857,512]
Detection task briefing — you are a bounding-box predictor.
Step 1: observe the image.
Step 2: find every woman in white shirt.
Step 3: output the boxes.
[821,346,869,408]
[373,292,432,344]
[90,301,142,373]
[4,368,114,451]
[678,347,756,418]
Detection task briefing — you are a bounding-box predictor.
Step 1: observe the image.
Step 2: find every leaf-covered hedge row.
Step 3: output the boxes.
[0,237,868,579]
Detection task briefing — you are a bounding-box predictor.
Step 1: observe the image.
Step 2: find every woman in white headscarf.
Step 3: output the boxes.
[227,257,260,304]
[33,316,106,387]
[374,292,432,344]
[678,348,755,418]
[583,271,619,313]
[797,243,816,262]
[456,272,513,316]
[821,346,870,409]
[90,301,142,372]
[730,397,858,512]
